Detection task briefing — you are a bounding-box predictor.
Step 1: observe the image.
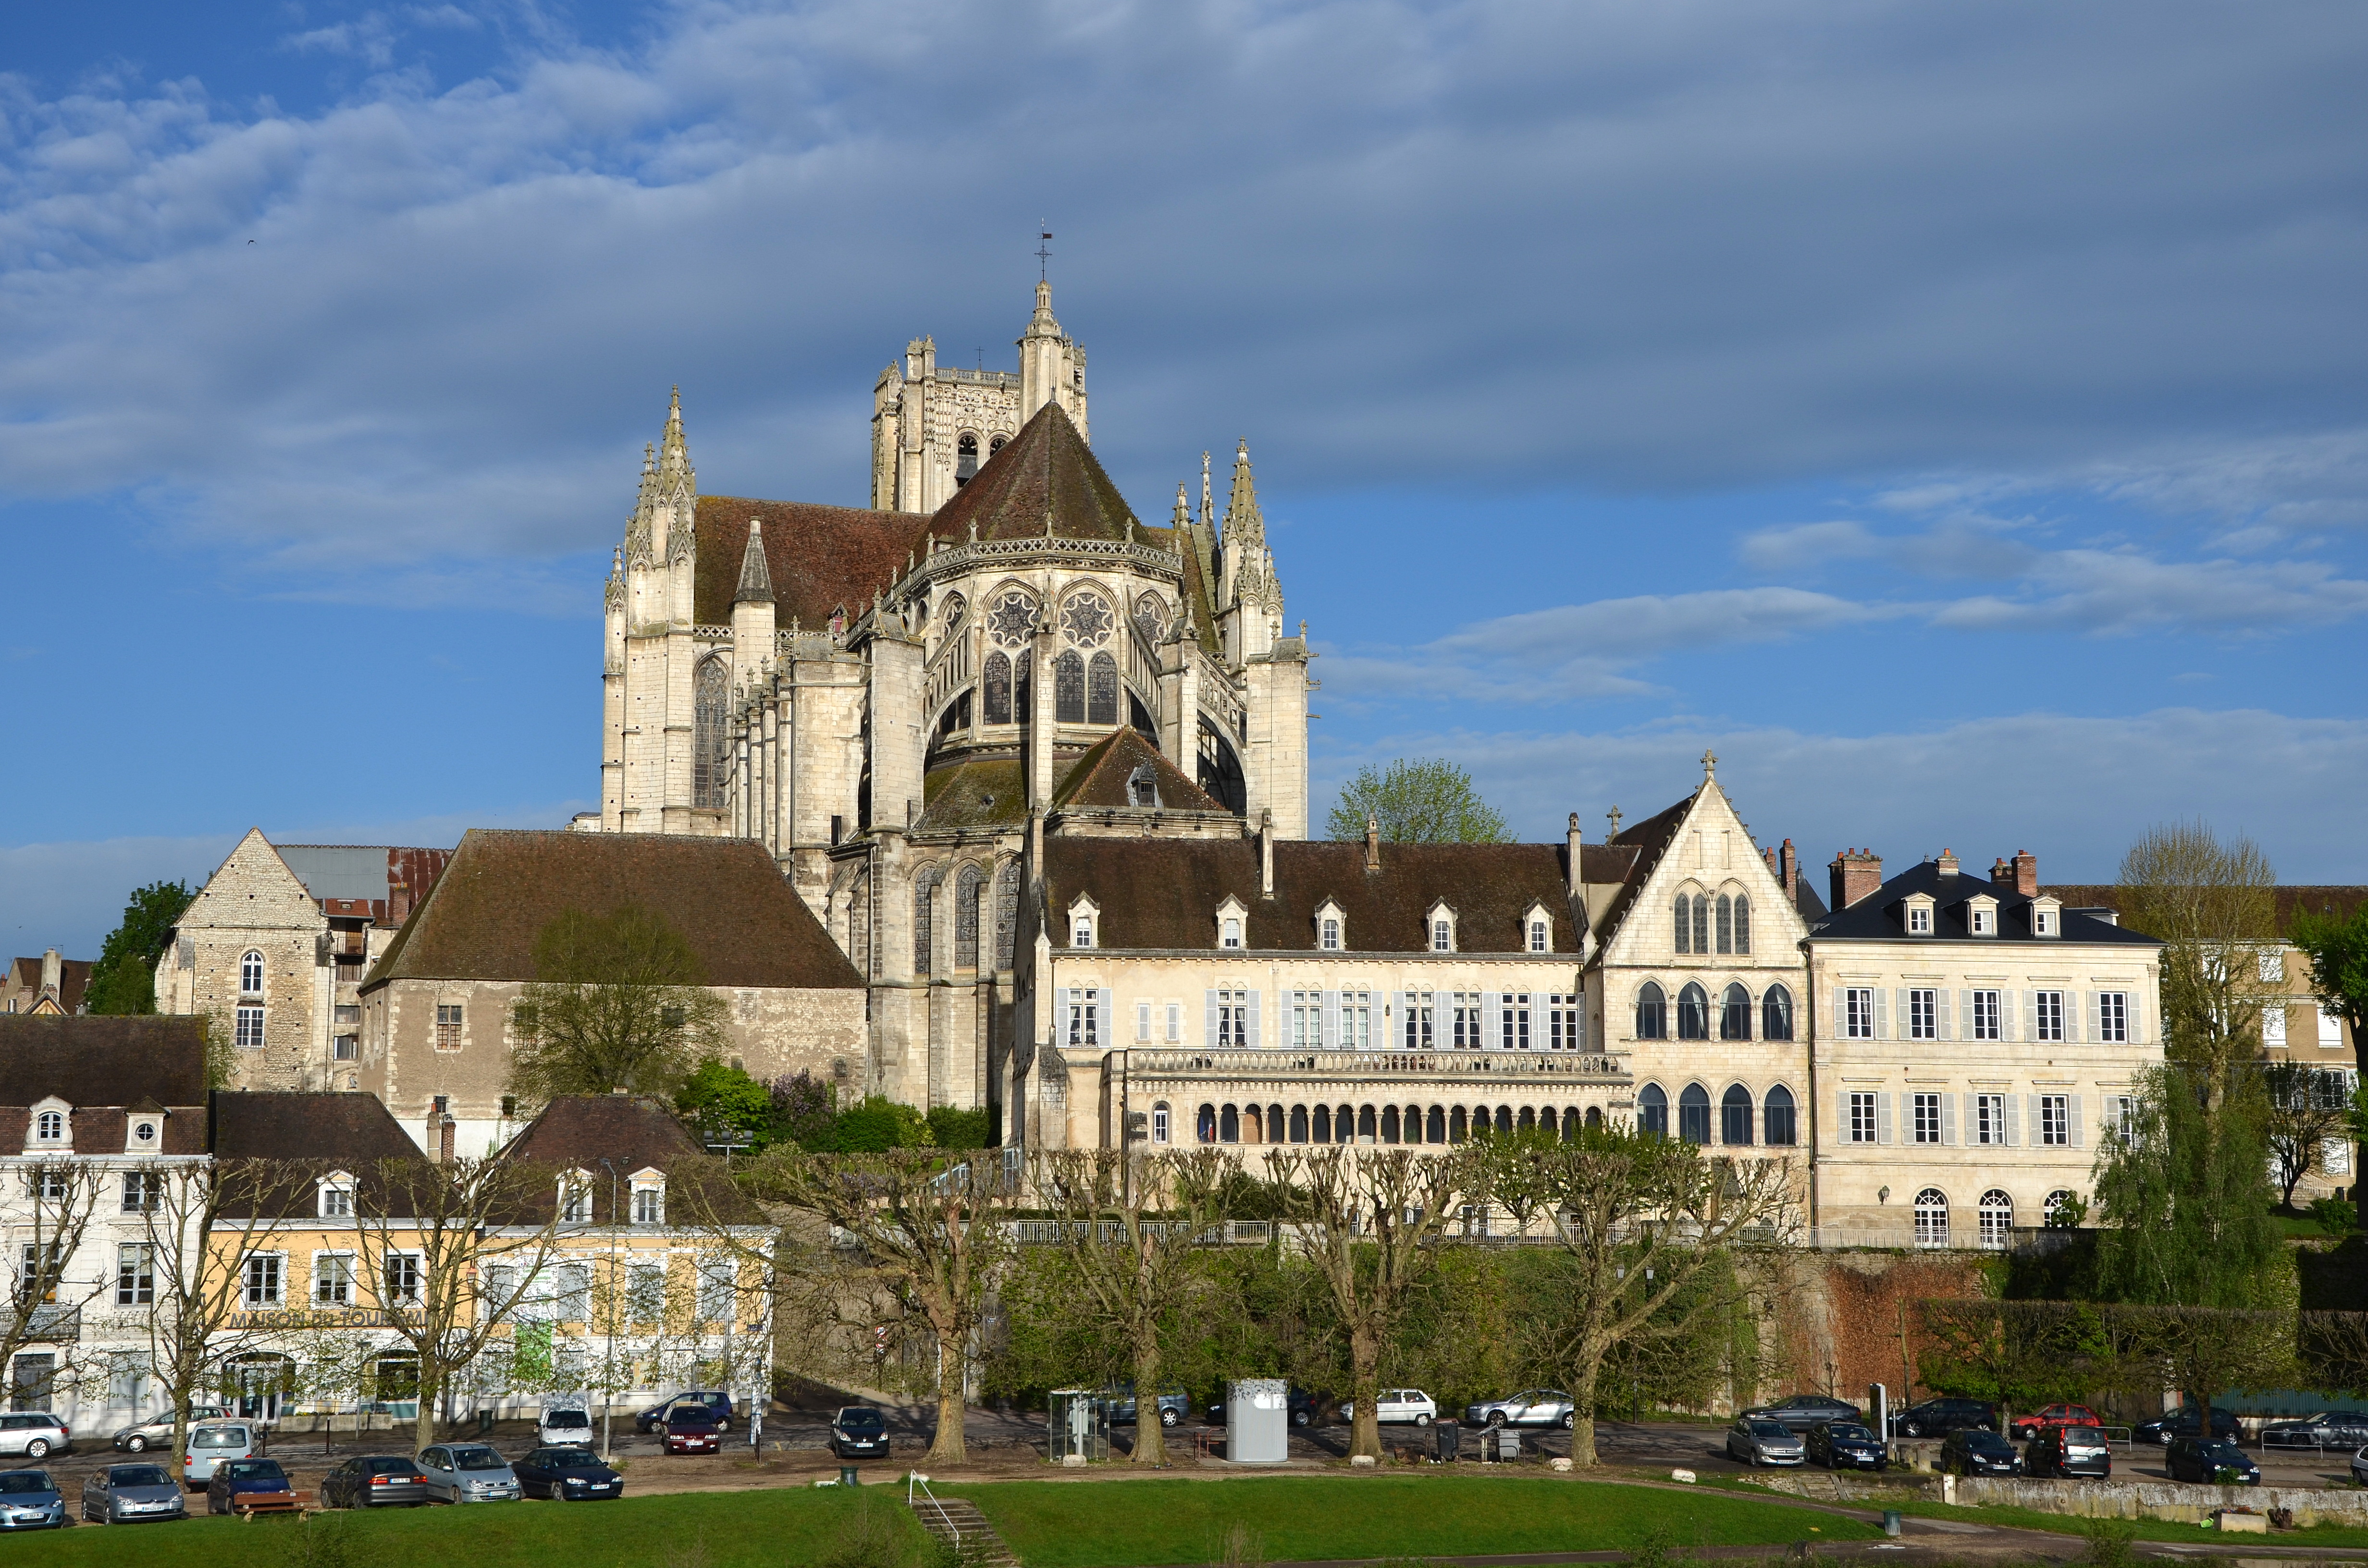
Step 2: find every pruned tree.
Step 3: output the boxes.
[2260,1061,2351,1210]
[1476,1121,1796,1467]
[1028,1147,1235,1465]
[1261,1146,1471,1461]
[507,905,731,1104]
[346,1154,568,1451]
[748,1146,1022,1463]
[1324,759,1509,844]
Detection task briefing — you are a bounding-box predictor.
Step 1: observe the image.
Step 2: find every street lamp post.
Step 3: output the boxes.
[598,1157,619,1460]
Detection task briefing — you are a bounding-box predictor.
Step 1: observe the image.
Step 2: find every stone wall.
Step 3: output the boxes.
[1765,1469,2368,1529]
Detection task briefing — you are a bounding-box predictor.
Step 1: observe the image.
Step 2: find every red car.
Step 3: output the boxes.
[2010,1403,2103,1441]
[661,1409,721,1455]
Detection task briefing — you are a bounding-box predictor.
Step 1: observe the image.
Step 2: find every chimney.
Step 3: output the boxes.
[1258,809,1275,898]
[439,1118,456,1164]
[2010,849,2037,898]
[39,949,61,1002]
[1567,813,1584,898]
[388,880,411,927]
[1991,856,2013,884]
[1936,847,1960,877]
[1829,848,1883,912]
[1780,838,1798,901]
[1364,815,1381,873]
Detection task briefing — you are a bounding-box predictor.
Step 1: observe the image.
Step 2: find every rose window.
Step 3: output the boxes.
[1061,591,1114,648]
[986,592,1037,648]
[1132,594,1169,643]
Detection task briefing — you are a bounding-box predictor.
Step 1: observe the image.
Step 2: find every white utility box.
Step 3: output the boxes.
[1226,1378,1289,1463]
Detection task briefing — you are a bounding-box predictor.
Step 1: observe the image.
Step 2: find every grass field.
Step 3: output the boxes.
[1710,1474,2368,1552]
[941,1475,1881,1568]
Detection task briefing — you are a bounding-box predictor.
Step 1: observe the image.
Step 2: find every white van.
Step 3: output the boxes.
[179,1423,258,1489]
[538,1400,594,1448]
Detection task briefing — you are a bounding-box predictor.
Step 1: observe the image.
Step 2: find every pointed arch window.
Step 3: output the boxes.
[1677,1084,1712,1145]
[1691,895,1709,955]
[1763,1085,1798,1146]
[913,867,942,977]
[1715,894,1733,954]
[955,432,979,486]
[1676,982,1711,1040]
[983,651,1012,724]
[1635,982,1667,1040]
[1673,894,1691,955]
[1761,984,1794,1041]
[1015,648,1033,716]
[954,865,984,970]
[692,657,731,809]
[1638,1085,1668,1138]
[1054,652,1085,723]
[1733,894,1751,954]
[993,862,1019,970]
[1720,983,1752,1041]
[1086,652,1119,725]
[1721,1084,1754,1145]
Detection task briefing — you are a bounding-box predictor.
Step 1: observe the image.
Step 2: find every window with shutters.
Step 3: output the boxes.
[1213,990,1247,1047]
[1847,1091,1878,1144]
[1844,988,1875,1039]
[1292,991,1321,1048]
[1913,1189,1949,1248]
[1973,1093,2007,1145]
[1970,989,2000,1041]
[1547,994,1581,1050]
[1165,1001,1182,1042]
[1908,988,1937,1040]
[2111,1094,2136,1141]
[1341,991,1371,1048]
[2039,1093,2069,1146]
[1500,993,1530,1049]
[2098,991,2128,1042]
[1911,1091,1942,1144]
[2035,991,2065,1041]
[1135,1002,1152,1042]
[1402,992,1433,1050]
[1068,989,1101,1048]
[1451,992,1483,1049]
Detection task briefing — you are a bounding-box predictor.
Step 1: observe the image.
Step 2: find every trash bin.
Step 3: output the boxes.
[1882,1510,1902,1538]
[1496,1429,1520,1462]
[1435,1420,1461,1462]
[840,1466,860,1487]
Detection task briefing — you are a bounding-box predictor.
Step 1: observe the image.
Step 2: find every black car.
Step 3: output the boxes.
[511,1446,624,1501]
[205,1457,292,1515]
[321,1455,432,1509]
[2024,1423,2112,1479]
[2260,1410,2368,1450]
[830,1406,890,1459]
[2167,1436,2259,1485]
[2134,1407,2239,1446]
[1940,1428,2021,1476]
[1806,1421,1887,1470]
[633,1390,733,1434]
[1894,1397,1996,1438]
[1744,1395,1863,1432]
[1104,1383,1192,1428]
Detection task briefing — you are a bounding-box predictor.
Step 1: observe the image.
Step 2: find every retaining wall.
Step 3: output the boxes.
[1764,1470,2368,1529]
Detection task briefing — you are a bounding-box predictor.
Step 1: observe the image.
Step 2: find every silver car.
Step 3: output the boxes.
[1464,1389,1577,1430]
[417,1443,521,1503]
[0,1411,71,1458]
[0,1470,66,1531]
[178,1422,257,1487]
[82,1462,188,1524]
[113,1405,228,1452]
[1727,1417,1807,1467]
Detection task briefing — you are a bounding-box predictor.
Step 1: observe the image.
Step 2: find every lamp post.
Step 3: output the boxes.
[598,1157,619,1460]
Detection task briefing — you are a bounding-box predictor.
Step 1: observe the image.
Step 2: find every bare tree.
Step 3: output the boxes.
[2261,1061,2352,1210]
[1261,1146,1471,1461]
[507,905,733,1104]
[2116,822,2279,1069]
[0,1159,105,1422]
[347,1154,567,1452]
[1476,1122,1796,1467]
[747,1147,1021,1463]
[1029,1148,1235,1465]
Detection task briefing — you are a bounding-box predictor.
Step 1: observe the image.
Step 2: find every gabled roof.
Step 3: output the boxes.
[1051,729,1224,814]
[1043,838,1583,954]
[1816,861,2158,945]
[922,401,1137,547]
[4,957,91,1015]
[364,829,863,991]
[210,1092,429,1217]
[0,1016,207,1110]
[496,1096,765,1226]
[1586,791,1698,946]
[916,757,1029,833]
[694,497,912,631]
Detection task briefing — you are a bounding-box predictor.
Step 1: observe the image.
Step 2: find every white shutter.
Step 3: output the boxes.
[1957,989,1973,1041]
[1322,990,1339,1051]
[1875,989,1890,1040]
[1481,991,1499,1052]
[2068,1093,2085,1148]
[1205,990,1219,1048]
[1391,992,1406,1047]
[1245,989,1261,1050]
[1877,1092,1894,1146]
[1941,1094,1957,1147]
[1055,988,1071,1048]
[1939,990,1955,1041]
[2005,1095,2020,1148]
[2022,991,2036,1040]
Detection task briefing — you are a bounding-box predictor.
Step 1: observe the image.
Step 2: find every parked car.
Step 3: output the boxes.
[830,1406,891,1459]
[0,1411,71,1459]
[1338,1390,1439,1427]
[205,1458,293,1515]
[177,1422,256,1489]
[2260,1411,2368,1450]
[2167,1436,2259,1485]
[2009,1404,2102,1441]
[661,1407,723,1455]
[2024,1423,2112,1479]
[1940,1428,2021,1476]
[1104,1383,1192,1428]
[1725,1418,1806,1467]
[1805,1421,1887,1470]
[1892,1398,1995,1438]
[113,1406,227,1453]
[2350,1445,2368,1488]
[1742,1395,1862,1432]
[417,1444,521,1503]
[2135,1407,2239,1446]
[1465,1389,1577,1430]
[538,1403,594,1448]
[1206,1387,1326,1428]
[513,1446,624,1501]
[0,1470,67,1531]
[634,1390,732,1433]
[321,1455,431,1509]
[81,1463,187,1524]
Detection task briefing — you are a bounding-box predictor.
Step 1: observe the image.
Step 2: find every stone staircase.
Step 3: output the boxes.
[909,1492,1022,1568]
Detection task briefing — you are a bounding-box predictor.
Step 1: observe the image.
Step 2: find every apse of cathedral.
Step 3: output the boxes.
[596,280,1313,1115]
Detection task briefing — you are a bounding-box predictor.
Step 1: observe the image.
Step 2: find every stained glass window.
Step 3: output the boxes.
[1061,591,1114,647]
[1087,652,1118,725]
[987,591,1037,648]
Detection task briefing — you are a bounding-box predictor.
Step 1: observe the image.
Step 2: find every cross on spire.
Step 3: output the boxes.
[1036,228,1053,282]
[1606,806,1624,837]
[1701,748,1718,779]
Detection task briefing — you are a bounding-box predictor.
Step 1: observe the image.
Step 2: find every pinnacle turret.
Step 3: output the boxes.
[1222,438,1264,549]
[734,517,775,605]
[657,385,694,487]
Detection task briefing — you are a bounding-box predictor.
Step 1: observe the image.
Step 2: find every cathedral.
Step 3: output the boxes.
[596,280,1311,1123]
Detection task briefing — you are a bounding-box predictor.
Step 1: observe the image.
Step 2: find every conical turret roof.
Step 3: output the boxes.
[734,516,774,604]
[922,400,1139,547]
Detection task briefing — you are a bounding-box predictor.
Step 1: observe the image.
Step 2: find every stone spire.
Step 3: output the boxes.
[734,516,774,604]
[656,385,694,488]
[1222,439,1265,549]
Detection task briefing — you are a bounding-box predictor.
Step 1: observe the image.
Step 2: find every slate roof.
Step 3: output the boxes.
[694,497,914,632]
[1814,861,2159,945]
[209,1092,429,1218]
[0,1016,208,1152]
[1044,838,1600,954]
[1051,728,1224,814]
[363,829,863,991]
[5,956,91,1014]
[495,1095,766,1226]
[922,402,1137,548]
[2042,884,2368,938]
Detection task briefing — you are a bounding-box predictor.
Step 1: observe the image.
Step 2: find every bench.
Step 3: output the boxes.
[232,1490,314,1520]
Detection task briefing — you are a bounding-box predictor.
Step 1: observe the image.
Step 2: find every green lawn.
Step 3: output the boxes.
[1709,1475,2368,1552]
[942,1475,1880,1568]
[0,1487,929,1568]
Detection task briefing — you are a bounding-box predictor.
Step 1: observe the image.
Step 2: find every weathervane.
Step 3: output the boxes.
[1037,228,1053,281]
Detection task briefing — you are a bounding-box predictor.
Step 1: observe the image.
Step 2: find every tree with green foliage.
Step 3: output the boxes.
[1324,759,1509,844]
[2090,1063,2289,1309]
[768,1071,840,1150]
[676,1061,775,1151]
[833,1095,934,1151]
[506,905,730,1104]
[2289,900,2368,1213]
[83,879,195,1015]
[2114,821,2277,1068]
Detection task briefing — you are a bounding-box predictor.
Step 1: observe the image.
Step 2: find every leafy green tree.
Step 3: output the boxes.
[767,1071,839,1150]
[2091,1063,2289,1309]
[506,905,730,1104]
[675,1061,774,1150]
[84,879,195,1015]
[925,1105,991,1150]
[2114,821,2277,1069]
[832,1095,933,1152]
[2290,900,2368,1214]
[1324,759,1509,844]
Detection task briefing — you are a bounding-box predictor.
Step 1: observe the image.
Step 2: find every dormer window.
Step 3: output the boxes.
[1127,763,1160,808]
[2032,897,2061,937]
[631,1178,665,1225]
[1966,895,1998,936]
[1314,901,1346,952]
[1530,920,1548,952]
[34,1111,63,1143]
[319,1175,355,1219]
[1223,919,1242,948]
[1426,902,1457,953]
[560,1172,592,1224]
[1068,897,1099,950]
[1904,894,1935,935]
[1523,904,1554,954]
[1322,919,1341,951]
[1216,896,1248,950]
[130,1119,158,1149]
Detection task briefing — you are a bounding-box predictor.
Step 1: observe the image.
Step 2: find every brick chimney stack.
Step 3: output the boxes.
[1829,849,1883,911]
[1991,856,2013,884]
[1936,847,1960,877]
[2010,849,2037,897]
[1780,838,1798,900]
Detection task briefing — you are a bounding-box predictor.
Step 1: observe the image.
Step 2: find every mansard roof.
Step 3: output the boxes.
[1052,729,1223,814]
[363,829,863,992]
[1043,838,1593,953]
[497,1095,765,1226]
[694,497,911,630]
[1815,861,2159,945]
[922,401,1138,548]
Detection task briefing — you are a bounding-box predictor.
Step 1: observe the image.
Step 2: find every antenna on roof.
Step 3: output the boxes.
[1036,228,1053,282]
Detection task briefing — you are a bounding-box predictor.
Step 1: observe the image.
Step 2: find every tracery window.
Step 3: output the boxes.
[692,657,731,809]
[913,867,941,976]
[1196,716,1246,814]
[1673,894,1691,955]
[987,591,1038,648]
[1691,895,1709,954]
[1054,652,1085,723]
[1133,593,1168,643]
[954,865,983,969]
[1060,590,1114,647]
[983,651,1012,724]
[1733,894,1751,953]
[1715,894,1733,954]
[956,433,980,485]
[1015,648,1032,716]
[1087,652,1119,724]
[993,862,1018,970]
[1720,983,1752,1041]
[1675,982,1710,1040]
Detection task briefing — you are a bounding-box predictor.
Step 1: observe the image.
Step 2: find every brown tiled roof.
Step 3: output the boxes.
[1044,838,1585,954]
[0,1016,207,1109]
[363,829,862,991]
[210,1092,429,1217]
[694,497,913,631]
[917,757,1028,833]
[922,402,1136,548]
[6,957,92,1014]
[1052,729,1224,813]
[2043,884,2368,938]
[497,1095,765,1225]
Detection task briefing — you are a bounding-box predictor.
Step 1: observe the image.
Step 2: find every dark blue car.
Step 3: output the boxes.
[511,1446,624,1501]
[207,1457,292,1515]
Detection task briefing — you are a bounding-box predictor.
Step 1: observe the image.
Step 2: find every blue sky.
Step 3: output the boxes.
[5,0,2367,956]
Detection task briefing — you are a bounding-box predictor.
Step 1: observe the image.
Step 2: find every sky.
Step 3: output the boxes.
[5,0,2367,957]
